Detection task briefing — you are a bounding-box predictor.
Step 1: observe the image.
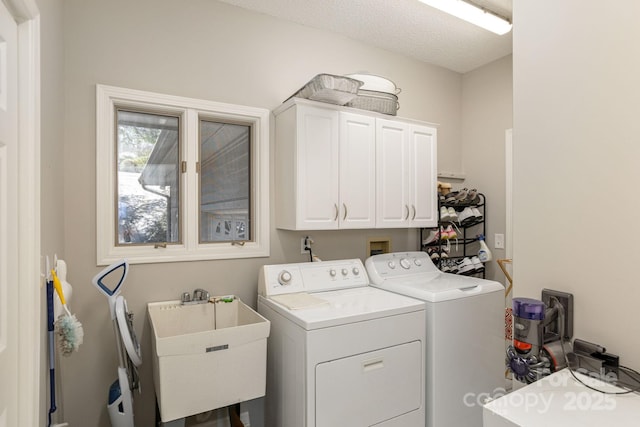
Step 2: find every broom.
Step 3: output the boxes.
[51,269,84,356]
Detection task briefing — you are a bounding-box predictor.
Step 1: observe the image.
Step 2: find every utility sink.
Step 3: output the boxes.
[148,298,270,423]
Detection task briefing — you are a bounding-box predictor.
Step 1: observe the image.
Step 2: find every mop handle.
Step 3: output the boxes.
[47,280,57,426]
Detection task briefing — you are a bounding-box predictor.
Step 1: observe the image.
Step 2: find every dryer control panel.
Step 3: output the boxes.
[258,259,369,297]
[365,252,440,284]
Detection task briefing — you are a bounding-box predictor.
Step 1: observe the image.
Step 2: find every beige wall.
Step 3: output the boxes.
[513,0,640,367]
[59,0,464,425]
[461,55,513,282]
[37,0,66,425]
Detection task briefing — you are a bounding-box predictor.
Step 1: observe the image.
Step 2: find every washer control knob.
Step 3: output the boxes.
[414,258,423,266]
[352,267,360,276]
[278,270,292,286]
[341,268,349,276]
[388,261,396,269]
[400,258,411,269]
[329,269,337,278]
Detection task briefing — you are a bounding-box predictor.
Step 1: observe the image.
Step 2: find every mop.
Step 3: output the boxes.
[92,259,141,427]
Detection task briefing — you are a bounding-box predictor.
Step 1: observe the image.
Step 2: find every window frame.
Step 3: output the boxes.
[96,84,269,265]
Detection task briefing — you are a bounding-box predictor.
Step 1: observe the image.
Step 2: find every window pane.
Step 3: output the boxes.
[199,120,250,243]
[116,110,180,245]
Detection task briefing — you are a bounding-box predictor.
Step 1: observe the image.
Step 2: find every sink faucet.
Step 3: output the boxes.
[181,288,210,305]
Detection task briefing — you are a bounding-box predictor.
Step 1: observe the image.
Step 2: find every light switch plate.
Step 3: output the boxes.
[494,233,505,249]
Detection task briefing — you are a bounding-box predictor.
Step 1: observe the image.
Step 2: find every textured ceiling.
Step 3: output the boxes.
[217,0,512,73]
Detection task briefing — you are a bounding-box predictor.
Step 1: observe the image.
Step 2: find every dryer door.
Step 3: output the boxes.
[315,340,422,426]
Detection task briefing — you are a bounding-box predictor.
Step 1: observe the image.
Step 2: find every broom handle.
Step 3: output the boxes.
[47,280,57,426]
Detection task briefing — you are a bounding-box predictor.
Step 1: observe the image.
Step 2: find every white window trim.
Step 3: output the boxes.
[96,84,269,265]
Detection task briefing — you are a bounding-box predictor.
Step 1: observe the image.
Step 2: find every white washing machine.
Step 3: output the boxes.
[257,258,426,427]
[365,252,504,427]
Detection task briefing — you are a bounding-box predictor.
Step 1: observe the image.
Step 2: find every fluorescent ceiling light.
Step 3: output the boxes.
[419,0,512,35]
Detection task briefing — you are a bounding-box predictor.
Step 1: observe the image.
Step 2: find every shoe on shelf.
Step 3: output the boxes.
[422,229,441,245]
[453,188,468,204]
[447,207,459,222]
[443,224,457,240]
[466,189,479,205]
[445,191,458,204]
[440,246,449,258]
[458,207,476,226]
[471,207,483,222]
[445,260,458,274]
[430,244,449,259]
[440,206,452,222]
[440,261,451,273]
[471,256,485,273]
[456,257,476,275]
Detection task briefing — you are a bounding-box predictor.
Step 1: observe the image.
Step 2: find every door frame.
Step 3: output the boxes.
[5,0,41,425]
[505,129,513,262]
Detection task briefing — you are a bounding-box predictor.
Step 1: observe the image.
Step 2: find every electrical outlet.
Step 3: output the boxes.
[494,233,504,249]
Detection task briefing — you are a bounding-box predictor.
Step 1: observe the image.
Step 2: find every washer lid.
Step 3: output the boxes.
[260,286,424,330]
[371,273,503,303]
[365,252,504,302]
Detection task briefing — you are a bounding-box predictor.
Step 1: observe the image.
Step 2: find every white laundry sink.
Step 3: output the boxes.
[148,298,270,423]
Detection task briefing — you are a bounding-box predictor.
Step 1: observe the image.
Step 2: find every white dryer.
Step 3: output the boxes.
[365,252,504,427]
[258,259,426,427]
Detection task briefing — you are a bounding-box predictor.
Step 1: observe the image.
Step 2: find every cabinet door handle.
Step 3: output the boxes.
[334,204,339,221]
[343,203,348,221]
[404,205,410,220]
[411,205,416,220]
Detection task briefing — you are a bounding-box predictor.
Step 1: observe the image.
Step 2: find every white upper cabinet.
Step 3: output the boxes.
[376,118,437,228]
[275,103,339,230]
[275,99,436,231]
[275,103,376,230]
[408,125,438,227]
[339,112,376,229]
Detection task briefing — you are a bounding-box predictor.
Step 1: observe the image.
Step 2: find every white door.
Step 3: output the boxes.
[339,112,376,228]
[376,119,410,228]
[408,125,437,227]
[0,1,19,425]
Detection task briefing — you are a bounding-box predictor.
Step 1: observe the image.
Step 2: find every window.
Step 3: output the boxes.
[199,119,251,243]
[117,110,180,245]
[96,85,269,265]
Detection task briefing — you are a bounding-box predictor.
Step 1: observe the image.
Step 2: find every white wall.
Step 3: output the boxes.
[513,0,640,368]
[59,0,464,425]
[461,55,512,282]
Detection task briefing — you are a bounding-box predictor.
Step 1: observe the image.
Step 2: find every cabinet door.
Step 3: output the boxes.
[339,112,376,228]
[296,106,340,229]
[408,125,438,227]
[375,119,410,228]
